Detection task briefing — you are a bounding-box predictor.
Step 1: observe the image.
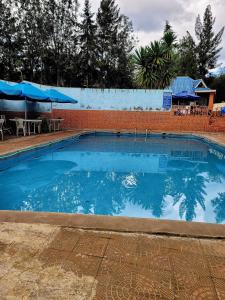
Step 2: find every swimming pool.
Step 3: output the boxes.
[0,133,225,224]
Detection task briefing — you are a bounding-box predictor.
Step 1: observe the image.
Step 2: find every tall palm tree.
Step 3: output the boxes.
[133,40,174,89]
[133,22,177,89]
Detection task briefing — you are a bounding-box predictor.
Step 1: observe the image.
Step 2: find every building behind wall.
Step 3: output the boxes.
[170,76,216,110]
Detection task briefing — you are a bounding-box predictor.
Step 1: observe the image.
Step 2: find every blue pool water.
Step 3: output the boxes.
[0,133,225,224]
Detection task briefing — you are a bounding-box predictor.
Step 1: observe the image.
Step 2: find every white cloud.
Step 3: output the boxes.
[88,0,225,64]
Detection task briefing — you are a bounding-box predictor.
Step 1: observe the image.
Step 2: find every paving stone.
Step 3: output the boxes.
[175,285,218,300]
[64,253,102,278]
[136,245,172,273]
[105,234,138,264]
[173,273,217,298]
[94,279,174,300]
[170,251,210,278]
[97,257,137,289]
[206,255,225,279]
[0,241,7,252]
[39,248,70,266]
[201,239,225,258]
[94,283,136,300]
[49,228,81,251]
[0,260,13,279]
[137,236,164,255]
[32,264,96,300]
[159,236,202,254]
[6,242,39,258]
[134,269,175,300]
[73,232,109,257]
[213,278,225,300]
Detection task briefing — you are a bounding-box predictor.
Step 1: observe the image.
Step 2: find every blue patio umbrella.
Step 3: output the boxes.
[16,82,49,101]
[45,88,78,118]
[172,91,200,100]
[15,82,49,119]
[0,80,21,96]
[45,89,78,104]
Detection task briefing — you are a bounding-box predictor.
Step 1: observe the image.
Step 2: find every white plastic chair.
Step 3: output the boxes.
[1,115,12,135]
[15,119,26,136]
[0,119,4,140]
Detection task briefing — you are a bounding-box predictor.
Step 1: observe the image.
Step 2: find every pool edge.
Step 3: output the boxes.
[0,210,225,239]
[0,130,94,159]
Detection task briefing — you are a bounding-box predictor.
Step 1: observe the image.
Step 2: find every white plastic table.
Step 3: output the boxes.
[10,119,42,135]
[49,119,64,132]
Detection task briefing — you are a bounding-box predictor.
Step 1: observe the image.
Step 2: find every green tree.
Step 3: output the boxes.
[176,32,199,78]
[44,0,79,86]
[161,21,177,87]
[96,0,134,88]
[114,15,135,88]
[17,0,48,82]
[0,0,21,80]
[133,41,176,89]
[97,0,120,87]
[133,42,166,89]
[162,21,177,50]
[195,5,224,77]
[209,74,225,102]
[133,22,176,89]
[79,0,97,87]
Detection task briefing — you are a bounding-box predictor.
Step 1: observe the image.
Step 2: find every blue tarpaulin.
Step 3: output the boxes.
[0,80,21,96]
[172,91,200,100]
[45,89,78,103]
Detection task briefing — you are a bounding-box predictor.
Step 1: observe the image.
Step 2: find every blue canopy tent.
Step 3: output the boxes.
[0,81,21,96]
[172,91,200,100]
[172,91,201,108]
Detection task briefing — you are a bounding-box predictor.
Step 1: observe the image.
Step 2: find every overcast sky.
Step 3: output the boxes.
[88,0,225,67]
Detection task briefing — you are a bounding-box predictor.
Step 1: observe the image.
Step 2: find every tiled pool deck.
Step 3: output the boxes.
[1,217,225,299]
[0,130,84,157]
[1,130,225,299]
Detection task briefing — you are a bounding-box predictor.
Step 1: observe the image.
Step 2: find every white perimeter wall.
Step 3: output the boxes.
[0,81,172,112]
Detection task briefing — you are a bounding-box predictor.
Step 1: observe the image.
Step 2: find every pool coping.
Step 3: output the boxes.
[0,210,225,239]
[0,130,93,159]
[0,130,225,239]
